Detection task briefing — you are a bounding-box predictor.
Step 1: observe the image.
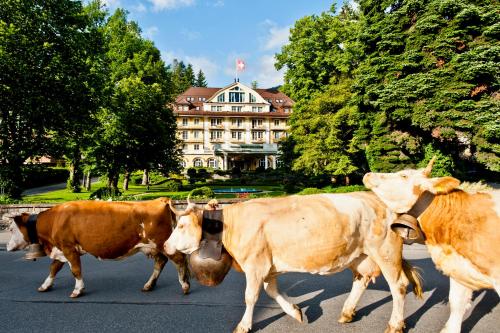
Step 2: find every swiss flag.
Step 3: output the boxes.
[236,59,245,72]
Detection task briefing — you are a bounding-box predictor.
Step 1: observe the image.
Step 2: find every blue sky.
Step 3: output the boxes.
[103,0,337,88]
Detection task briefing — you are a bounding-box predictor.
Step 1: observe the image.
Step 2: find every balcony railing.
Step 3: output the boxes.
[251,138,265,143]
[251,124,266,130]
[183,137,204,143]
[209,124,225,129]
[210,138,224,143]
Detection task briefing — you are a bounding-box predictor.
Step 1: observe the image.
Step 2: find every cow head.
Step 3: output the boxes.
[363,157,461,214]
[164,201,204,256]
[6,213,30,251]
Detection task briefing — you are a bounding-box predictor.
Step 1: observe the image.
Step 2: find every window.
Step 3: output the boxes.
[183,105,188,111]
[210,118,222,126]
[211,105,223,111]
[274,119,280,126]
[284,108,290,113]
[182,118,188,126]
[249,93,256,103]
[182,131,188,140]
[217,94,225,102]
[252,106,263,112]
[231,131,243,140]
[180,160,186,168]
[229,91,245,103]
[252,119,263,128]
[210,131,223,140]
[194,144,200,150]
[231,106,242,112]
[193,159,203,167]
[274,131,281,139]
[252,131,264,140]
[194,118,200,125]
[193,130,200,138]
[196,106,200,110]
[208,159,218,169]
[231,118,243,127]
[259,158,267,168]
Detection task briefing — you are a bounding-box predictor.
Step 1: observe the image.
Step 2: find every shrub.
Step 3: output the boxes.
[197,168,209,180]
[22,165,69,189]
[297,187,326,195]
[163,180,181,192]
[89,187,122,200]
[190,186,214,199]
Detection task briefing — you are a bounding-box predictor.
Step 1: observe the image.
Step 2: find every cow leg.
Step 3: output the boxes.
[38,259,65,292]
[440,278,472,333]
[338,274,371,323]
[369,256,408,333]
[142,254,167,292]
[168,251,190,294]
[64,250,84,298]
[233,272,263,333]
[263,276,303,323]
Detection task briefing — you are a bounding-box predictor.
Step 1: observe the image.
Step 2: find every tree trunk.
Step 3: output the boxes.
[345,175,350,186]
[141,169,149,186]
[85,171,91,191]
[123,170,130,191]
[68,150,82,193]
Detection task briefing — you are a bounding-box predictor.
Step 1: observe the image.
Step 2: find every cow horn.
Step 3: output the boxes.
[168,200,193,217]
[423,156,436,177]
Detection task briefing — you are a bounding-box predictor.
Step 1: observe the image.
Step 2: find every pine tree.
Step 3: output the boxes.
[195,69,208,87]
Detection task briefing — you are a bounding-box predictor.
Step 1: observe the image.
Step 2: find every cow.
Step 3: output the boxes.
[363,158,500,333]
[164,193,423,333]
[6,198,190,298]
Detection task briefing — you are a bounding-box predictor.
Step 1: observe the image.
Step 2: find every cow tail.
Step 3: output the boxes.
[402,259,423,299]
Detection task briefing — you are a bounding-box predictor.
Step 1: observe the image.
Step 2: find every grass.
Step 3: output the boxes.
[21,182,287,203]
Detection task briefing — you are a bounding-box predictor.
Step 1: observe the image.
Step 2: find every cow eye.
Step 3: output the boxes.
[401,174,408,179]
[178,224,184,229]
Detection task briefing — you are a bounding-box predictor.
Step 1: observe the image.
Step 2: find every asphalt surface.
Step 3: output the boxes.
[0,246,498,333]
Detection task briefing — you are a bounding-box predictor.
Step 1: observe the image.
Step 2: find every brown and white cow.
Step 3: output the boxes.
[7,198,190,298]
[165,192,423,333]
[363,159,500,333]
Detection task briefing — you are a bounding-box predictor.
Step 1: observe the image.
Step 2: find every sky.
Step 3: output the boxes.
[102,0,337,88]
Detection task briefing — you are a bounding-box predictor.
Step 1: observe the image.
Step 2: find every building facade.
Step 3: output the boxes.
[173,81,293,171]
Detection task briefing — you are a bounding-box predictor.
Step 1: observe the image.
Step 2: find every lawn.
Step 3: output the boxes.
[21,182,286,203]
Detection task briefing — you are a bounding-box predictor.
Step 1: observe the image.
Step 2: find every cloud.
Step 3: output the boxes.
[210,0,224,7]
[161,50,219,85]
[144,26,159,39]
[102,0,121,8]
[148,0,195,11]
[181,29,201,40]
[260,20,290,51]
[131,2,148,14]
[255,55,284,87]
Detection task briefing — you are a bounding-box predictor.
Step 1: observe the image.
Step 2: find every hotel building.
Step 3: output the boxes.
[173,81,293,170]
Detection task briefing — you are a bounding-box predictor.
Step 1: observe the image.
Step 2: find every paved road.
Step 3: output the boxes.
[0,246,498,333]
[22,178,99,196]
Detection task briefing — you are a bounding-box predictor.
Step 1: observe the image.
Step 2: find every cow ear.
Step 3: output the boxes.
[424,176,460,194]
[13,214,28,225]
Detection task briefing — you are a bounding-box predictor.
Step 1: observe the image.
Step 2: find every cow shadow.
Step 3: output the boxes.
[253,257,499,332]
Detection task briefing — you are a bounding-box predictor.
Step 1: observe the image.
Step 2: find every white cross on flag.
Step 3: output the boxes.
[236,59,245,72]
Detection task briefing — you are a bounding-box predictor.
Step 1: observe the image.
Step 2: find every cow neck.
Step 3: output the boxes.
[407,191,436,219]
[26,214,39,244]
[417,190,463,235]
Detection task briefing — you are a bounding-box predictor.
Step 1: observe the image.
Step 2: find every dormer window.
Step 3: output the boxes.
[229,91,245,103]
[249,93,256,103]
[217,94,225,102]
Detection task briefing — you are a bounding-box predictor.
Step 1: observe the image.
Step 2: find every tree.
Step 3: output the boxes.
[251,81,258,89]
[92,9,180,190]
[0,0,104,198]
[195,69,208,87]
[184,64,196,88]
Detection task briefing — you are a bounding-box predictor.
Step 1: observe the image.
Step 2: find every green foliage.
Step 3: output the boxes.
[190,186,214,199]
[89,187,122,200]
[277,0,500,178]
[21,166,69,189]
[195,69,207,87]
[296,187,326,195]
[418,144,455,177]
[162,180,181,192]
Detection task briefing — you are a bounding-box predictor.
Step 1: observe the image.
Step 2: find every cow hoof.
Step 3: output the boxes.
[292,304,304,323]
[384,323,404,333]
[232,324,250,333]
[70,289,84,298]
[142,285,153,292]
[38,285,52,292]
[182,282,190,295]
[338,311,355,323]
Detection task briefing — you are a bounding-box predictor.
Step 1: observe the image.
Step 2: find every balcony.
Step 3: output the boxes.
[230,124,245,129]
[251,138,265,144]
[209,124,225,129]
[230,138,245,143]
[179,124,204,129]
[210,138,224,143]
[251,124,266,130]
[183,137,204,143]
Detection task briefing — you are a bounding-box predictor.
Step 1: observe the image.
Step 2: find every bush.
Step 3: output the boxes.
[197,168,209,180]
[89,187,122,200]
[190,186,214,199]
[163,180,181,192]
[322,185,367,193]
[297,187,326,195]
[22,165,69,189]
